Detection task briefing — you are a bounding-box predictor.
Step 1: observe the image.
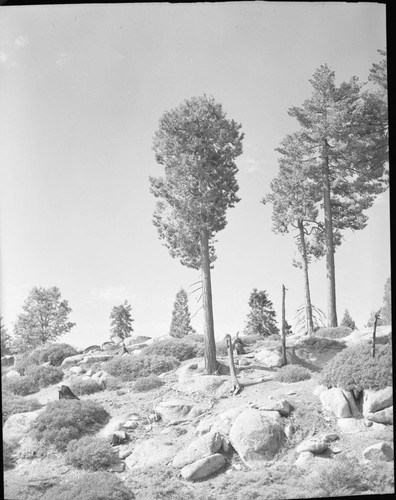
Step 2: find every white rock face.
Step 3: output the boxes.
[258,399,292,416]
[3,409,45,443]
[363,442,394,462]
[363,387,393,416]
[155,399,195,423]
[5,369,20,378]
[319,388,352,418]
[172,431,223,468]
[229,409,284,468]
[337,417,363,434]
[68,366,84,375]
[296,438,328,454]
[295,451,315,468]
[180,453,226,481]
[61,354,85,370]
[254,349,283,368]
[125,438,177,469]
[367,406,393,425]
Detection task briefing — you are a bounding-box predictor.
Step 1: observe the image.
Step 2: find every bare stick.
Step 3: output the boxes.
[372,309,381,358]
[225,334,243,395]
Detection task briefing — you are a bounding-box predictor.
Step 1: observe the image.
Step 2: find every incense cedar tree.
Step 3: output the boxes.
[169,288,196,338]
[150,95,244,373]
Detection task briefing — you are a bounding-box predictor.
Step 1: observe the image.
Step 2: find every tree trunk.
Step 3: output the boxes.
[281,284,287,366]
[201,227,218,373]
[372,310,380,358]
[298,220,314,335]
[322,140,338,327]
[226,334,242,395]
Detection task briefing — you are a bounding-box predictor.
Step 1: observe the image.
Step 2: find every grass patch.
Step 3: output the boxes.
[26,364,64,388]
[2,391,43,424]
[142,337,203,361]
[314,326,352,339]
[274,364,311,383]
[133,375,165,392]
[3,375,40,396]
[66,436,114,471]
[70,377,104,395]
[105,354,180,382]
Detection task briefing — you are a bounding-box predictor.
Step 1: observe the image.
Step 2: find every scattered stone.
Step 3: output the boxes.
[229,409,284,468]
[284,423,295,440]
[155,399,194,423]
[180,453,225,481]
[172,431,222,468]
[364,419,373,427]
[363,387,393,416]
[322,433,339,443]
[285,391,297,396]
[68,366,84,375]
[259,399,293,416]
[61,354,85,369]
[107,461,126,472]
[123,421,138,430]
[320,388,352,418]
[331,447,342,454]
[296,438,328,454]
[363,442,394,462]
[367,406,393,425]
[110,431,128,446]
[195,418,215,436]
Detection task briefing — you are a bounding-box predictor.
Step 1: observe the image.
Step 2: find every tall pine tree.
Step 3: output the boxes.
[110,301,134,339]
[169,288,196,338]
[244,289,279,337]
[150,95,243,373]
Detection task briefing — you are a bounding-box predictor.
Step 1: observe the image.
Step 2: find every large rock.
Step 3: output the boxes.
[5,369,20,378]
[3,409,45,443]
[296,437,328,454]
[337,417,363,434]
[363,442,394,462]
[254,346,295,368]
[172,431,222,468]
[68,365,84,375]
[1,355,15,367]
[229,409,284,468]
[155,399,195,423]
[125,438,177,469]
[363,387,393,416]
[258,399,293,416]
[367,406,393,425]
[124,336,152,347]
[181,454,225,481]
[214,406,249,435]
[319,388,352,418]
[295,451,315,468]
[61,354,85,370]
[83,354,115,364]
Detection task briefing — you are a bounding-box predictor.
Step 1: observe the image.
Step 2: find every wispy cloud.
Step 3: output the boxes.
[55,52,70,66]
[14,36,29,48]
[239,157,262,174]
[85,286,138,305]
[0,51,8,64]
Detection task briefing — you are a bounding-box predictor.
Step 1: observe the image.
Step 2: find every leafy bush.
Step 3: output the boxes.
[340,309,357,330]
[3,440,20,469]
[38,343,78,366]
[105,354,180,382]
[2,391,43,423]
[14,353,40,375]
[26,364,64,388]
[133,375,164,392]
[103,375,123,391]
[66,436,114,471]
[216,339,228,357]
[31,399,110,452]
[142,337,203,361]
[320,343,392,391]
[274,364,311,383]
[40,472,134,500]
[3,375,40,396]
[296,336,346,351]
[314,326,352,339]
[70,377,104,395]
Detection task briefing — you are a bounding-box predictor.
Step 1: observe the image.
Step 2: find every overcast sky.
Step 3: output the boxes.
[0,2,389,349]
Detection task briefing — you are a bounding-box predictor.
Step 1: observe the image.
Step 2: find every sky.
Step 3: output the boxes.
[0,2,390,350]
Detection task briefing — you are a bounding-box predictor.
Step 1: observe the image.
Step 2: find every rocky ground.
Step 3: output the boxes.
[3,326,394,500]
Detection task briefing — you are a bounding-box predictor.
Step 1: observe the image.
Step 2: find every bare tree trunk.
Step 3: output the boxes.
[201,227,218,374]
[281,284,287,366]
[372,310,381,358]
[226,334,242,395]
[298,220,314,335]
[322,141,338,327]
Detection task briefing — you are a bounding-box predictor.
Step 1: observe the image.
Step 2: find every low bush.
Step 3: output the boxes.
[66,436,114,471]
[3,440,20,469]
[30,399,110,452]
[2,391,43,423]
[320,343,392,391]
[296,336,346,351]
[3,375,40,396]
[105,354,180,382]
[103,375,123,391]
[216,339,228,357]
[142,337,203,361]
[133,375,164,392]
[26,364,64,388]
[14,353,40,375]
[274,364,311,383]
[314,326,352,339]
[70,377,104,395]
[40,472,134,500]
[38,343,78,366]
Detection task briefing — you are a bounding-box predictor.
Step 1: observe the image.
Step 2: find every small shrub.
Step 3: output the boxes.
[2,391,43,423]
[3,440,20,469]
[275,364,311,383]
[38,343,78,366]
[142,337,203,361]
[105,354,179,382]
[40,472,134,500]
[26,364,64,388]
[103,375,123,391]
[14,353,40,375]
[31,399,110,452]
[66,436,114,471]
[296,336,346,351]
[70,377,104,395]
[133,375,164,392]
[314,326,352,339]
[320,343,392,391]
[4,375,40,396]
[216,339,228,357]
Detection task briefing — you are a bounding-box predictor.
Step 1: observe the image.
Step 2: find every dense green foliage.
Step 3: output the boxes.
[169,288,196,338]
[2,391,43,423]
[133,374,164,392]
[1,316,12,355]
[274,364,311,383]
[340,309,357,330]
[70,377,104,395]
[381,277,392,325]
[66,436,114,471]
[40,472,134,500]
[13,286,75,351]
[26,364,64,387]
[31,400,110,452]
[142,337,203,361]
[3,375,40,396]
[314,326,352,339]
[105,354,180,382]
[3,440,19,469]
[320,343,392,391]
[38,343,78,366]
[244,289,279,337]
[110,300,134,339]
